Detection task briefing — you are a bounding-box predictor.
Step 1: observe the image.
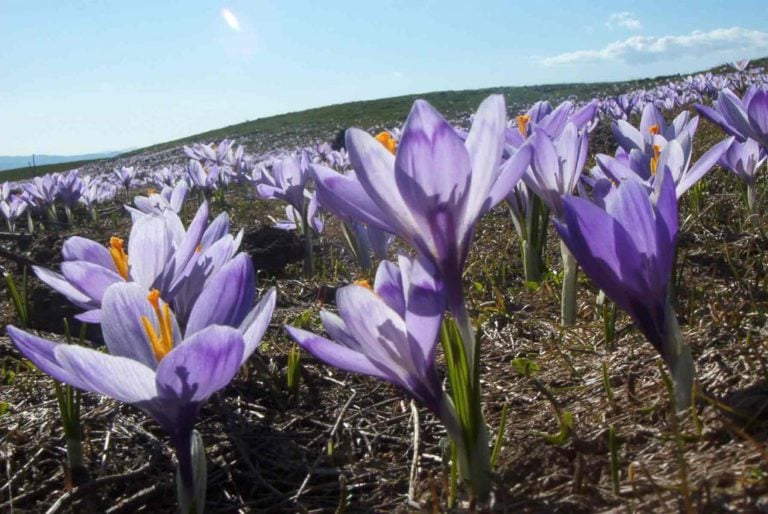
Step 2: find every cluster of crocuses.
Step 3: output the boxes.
[5,62,768,508]
[696,85,768,211]
[281,83,746,497]
[7,200,276,512]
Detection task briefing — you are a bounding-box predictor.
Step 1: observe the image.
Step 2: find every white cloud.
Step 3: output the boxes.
[221,8,241,32]
[606,12,642,31]
[542,27,768,66]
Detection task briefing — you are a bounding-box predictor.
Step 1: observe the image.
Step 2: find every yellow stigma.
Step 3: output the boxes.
[108,237,129,280]
[147,187,156,195]
[517,114,531,136]
[140,289,174,361]
[195,243,203,253]
[374,131,397,154]
[650,144,662,176]
[354,279,373,290]
[648,124,660,136]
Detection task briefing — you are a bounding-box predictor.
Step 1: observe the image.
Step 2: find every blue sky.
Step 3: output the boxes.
[2,0,768,155]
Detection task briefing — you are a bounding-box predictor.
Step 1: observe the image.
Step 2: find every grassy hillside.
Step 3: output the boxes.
[3,56,767,183]
[0,158,110,182]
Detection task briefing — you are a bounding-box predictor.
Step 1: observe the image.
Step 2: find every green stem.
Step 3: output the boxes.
[560,240,578,326]
[301,204,313,278]
[662,298,694,411]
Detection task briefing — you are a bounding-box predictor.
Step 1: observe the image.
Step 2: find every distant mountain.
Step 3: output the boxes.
[0,151,125,171]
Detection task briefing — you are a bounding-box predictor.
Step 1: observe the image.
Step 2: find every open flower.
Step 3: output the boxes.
[286,254,449,416]
[524,123,589,218]
[312,95,531,307]
[696,87,768,149]
[8,255,275,508]
[33,202,239,324]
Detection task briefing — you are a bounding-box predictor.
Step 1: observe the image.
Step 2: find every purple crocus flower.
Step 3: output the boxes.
[312,95,532,354]
[525,123,589,218]
[256,154,310,213]
[731,59,750,72]
[7,256,276,511]
[0,195,28,232]
[33,202,236,324]
[506,100,597,150]
[718,138,766,211]
[23,173,59,208]
[554,169,694,408]
[596,133,733,200]
[128,181,189,220]
[271,191,324,235]
[612,103,698,157]
[695,87,768,149]
[57,170,84,214]
[113,166,137,191]
[286,254,458,422]
[186,160,221,192]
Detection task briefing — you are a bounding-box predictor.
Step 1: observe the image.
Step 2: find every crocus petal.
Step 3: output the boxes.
[719,90,758,142]
[285,326,391,381]
[33,266,95,306]
[676,136,734,197]
[55,344,157,404]
[555,196,640,312]
[612,120,644,152]
[374,260,405,317]
[7,326,89,390]
[653,168,678,283]
[487,144,532,208]
[346,129,419,238]
[605,178,657,259]
[155,326,244,404]
[312,165,394,232]
[75,309,102,323]
[399,255,445,368]
[62,236,113,268]
[185,253,255,335]
[747,90,768,147]
[335,285,416,386]
[102,282,181,370]
[696,103,739,139]
[200,211,229,250]
[128,214,172,289]
[60,261,123,304]
[238,287,276,362]
[395,101,470,218]
[463,94,506,224]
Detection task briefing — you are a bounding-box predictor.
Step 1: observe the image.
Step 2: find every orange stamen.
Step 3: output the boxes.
[374,131,397,154]
[108,237,129,279]
[648,124,660,136]
[141,289,174,361]
[517,114,531,136]
[354,279,373,290]
[650,144,662,176]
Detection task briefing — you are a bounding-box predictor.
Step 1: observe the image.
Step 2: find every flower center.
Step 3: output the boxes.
[108,236,129,279]
[517,114,531,136]
[374,131,397,154]
[140,289,174,361]
[354,279,373,290]
[650,144,662,176]
[648,124,660,136]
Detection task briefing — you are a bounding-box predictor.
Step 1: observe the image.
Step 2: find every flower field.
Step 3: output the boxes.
[2,60,768,512]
